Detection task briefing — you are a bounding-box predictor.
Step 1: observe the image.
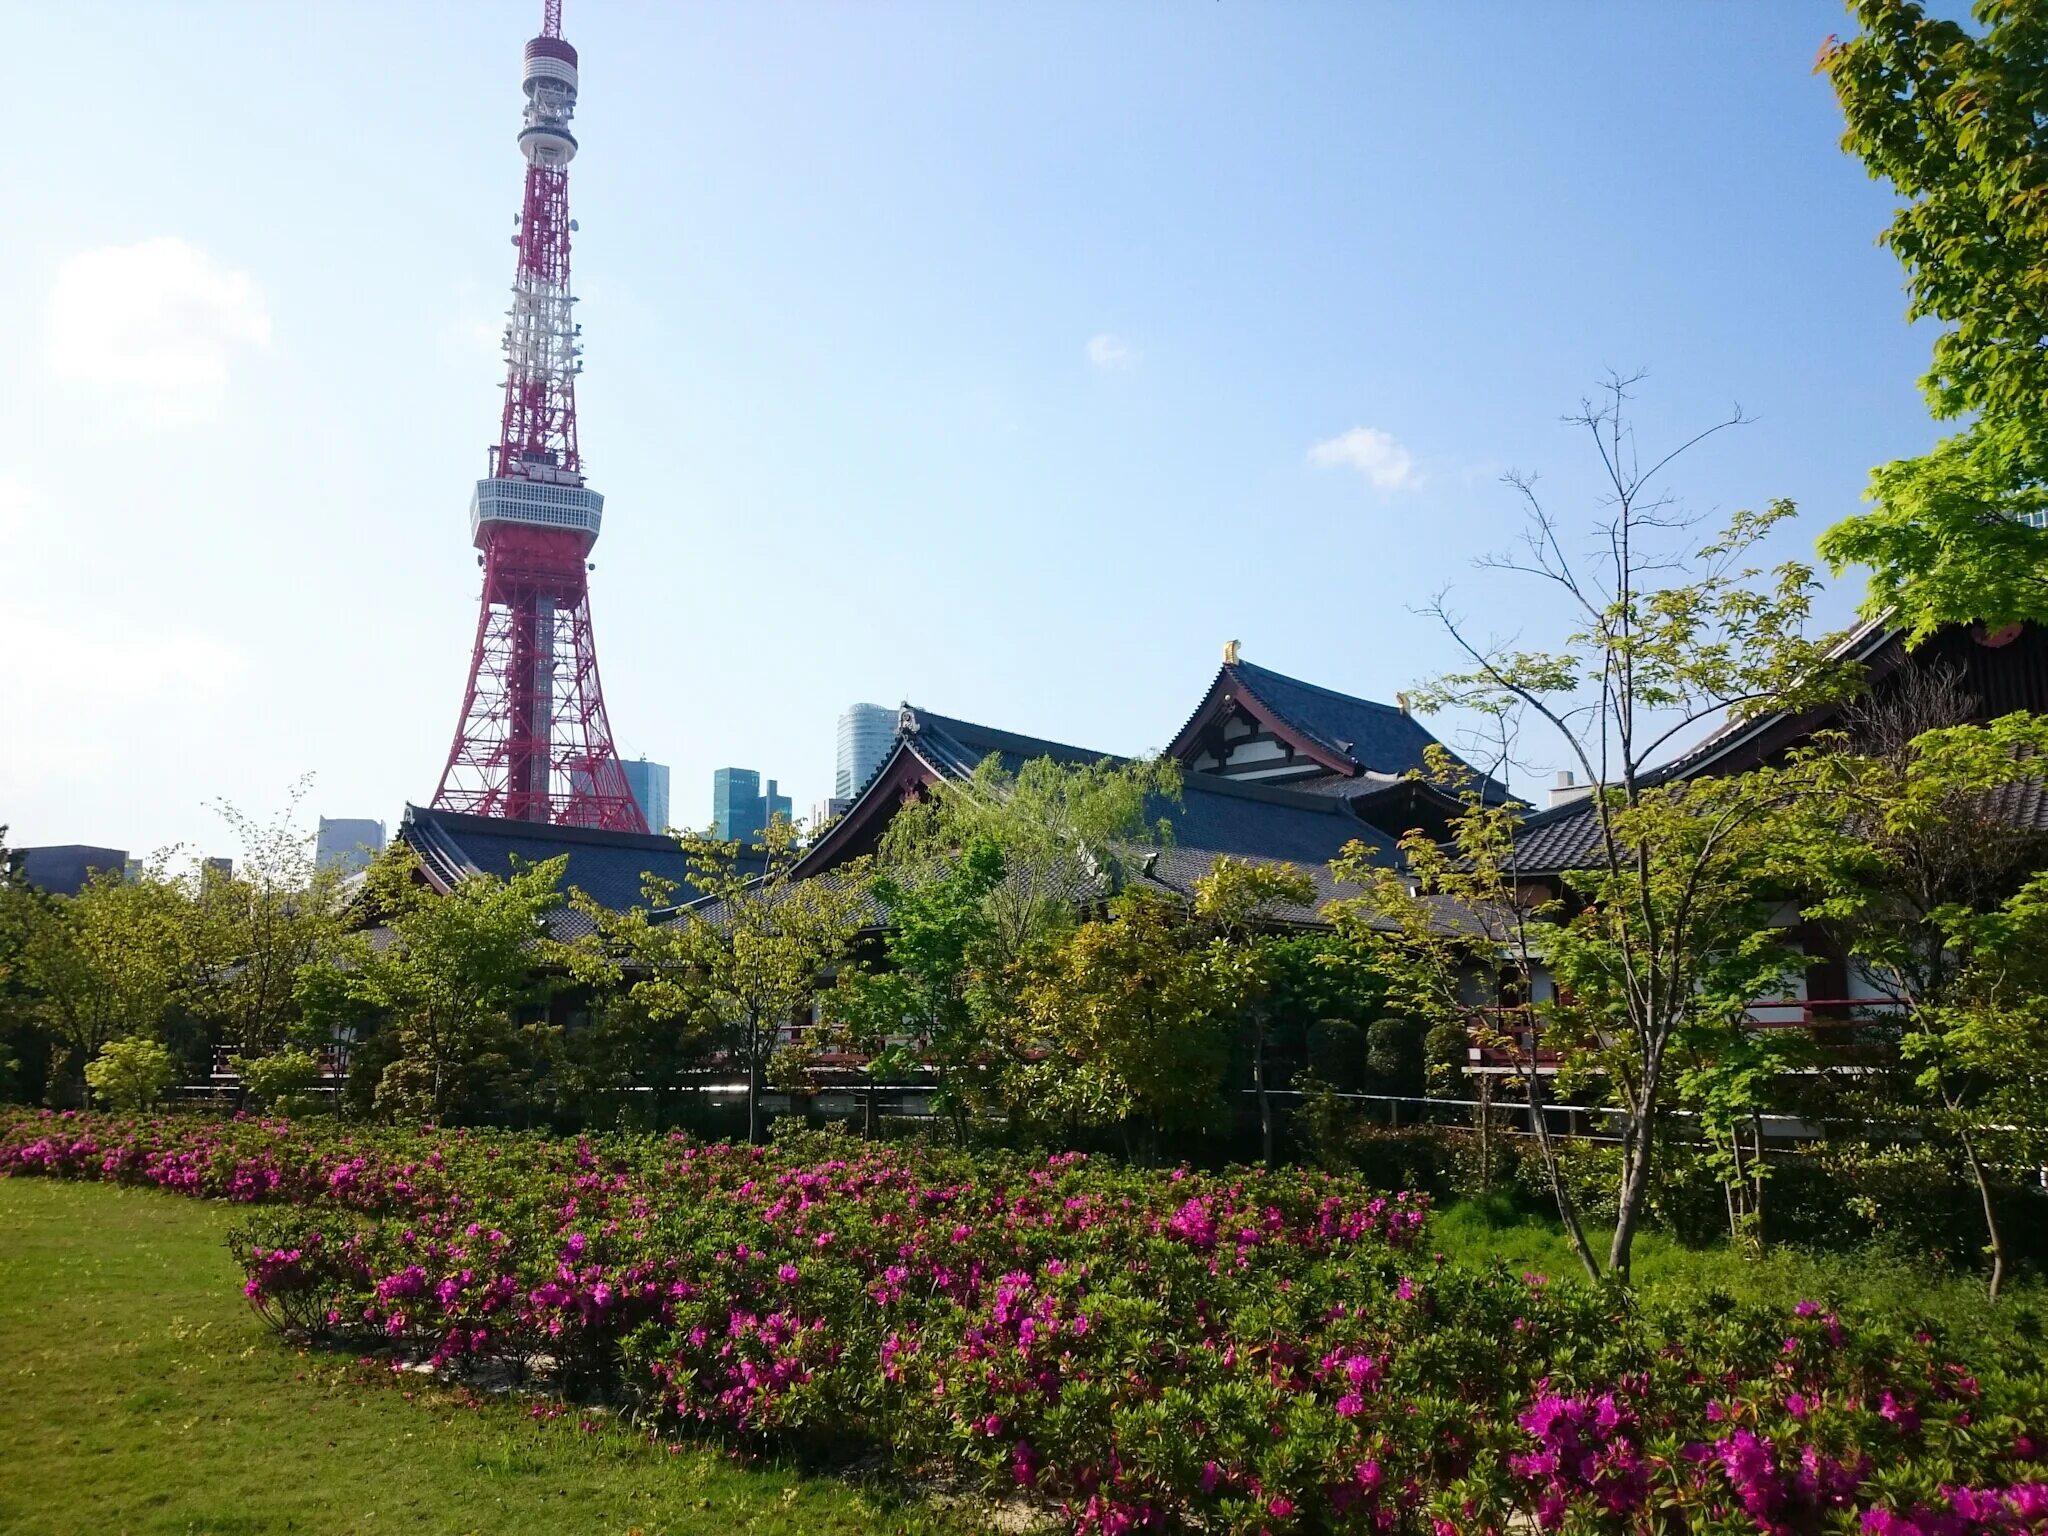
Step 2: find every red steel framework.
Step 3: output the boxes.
[432,0,646,832]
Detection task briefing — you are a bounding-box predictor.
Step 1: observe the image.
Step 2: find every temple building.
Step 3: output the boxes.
[394,645,1495,924]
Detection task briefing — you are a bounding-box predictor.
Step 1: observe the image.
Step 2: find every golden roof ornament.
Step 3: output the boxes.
[1222,639,1241,666]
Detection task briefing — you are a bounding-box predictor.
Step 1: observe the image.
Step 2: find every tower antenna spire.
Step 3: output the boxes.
[432,0,646,833]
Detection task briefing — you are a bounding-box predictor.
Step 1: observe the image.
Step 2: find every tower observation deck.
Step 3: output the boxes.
[432,0,646,833]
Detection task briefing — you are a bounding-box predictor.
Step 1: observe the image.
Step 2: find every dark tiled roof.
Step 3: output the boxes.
[1978,775,2048,834]
[1503,798,1609,877]
[1634,616,1904,788]
[1512,769,2048,881]
[398,805,760,940]
[1239,661,1517,799]
[900,708,1115,777]
[1496,620,1951,877]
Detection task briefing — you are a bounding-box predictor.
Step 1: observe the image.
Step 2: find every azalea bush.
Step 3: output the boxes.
[5,1109,2045,1534]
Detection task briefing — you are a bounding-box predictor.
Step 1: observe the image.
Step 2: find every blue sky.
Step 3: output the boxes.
[2,2,1944,857]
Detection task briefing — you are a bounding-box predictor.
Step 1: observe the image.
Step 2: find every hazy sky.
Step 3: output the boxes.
[3,2,1944,858]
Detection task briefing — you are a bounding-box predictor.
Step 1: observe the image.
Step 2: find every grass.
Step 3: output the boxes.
[0,1178,989,1536]
[1430,1193,2048,1354]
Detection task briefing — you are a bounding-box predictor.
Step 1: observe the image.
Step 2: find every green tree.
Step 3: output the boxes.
[1908,869,2048,1294]
[232,1046,324,1115]
[306,847,568,1121]
[83,1035,177,1111]
[1193,857,1320,1164]
[562,861,729,1132]
[639,817,870,1144]
[0,826,39,1100]
[1405,379,1861,1282]
[1802,679,2048,1296]
[1329,741,1606,1278]
[18,864,195,1098]
[1818,2,2048,637]
[1017,891,1233,1154]
[882,752,1183,963]
[186,784,351,1060]
[824,837,1006,1141]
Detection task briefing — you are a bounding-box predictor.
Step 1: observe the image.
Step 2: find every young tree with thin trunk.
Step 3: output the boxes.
[824,837,1005,1144]
[186,782,351,1062]
[658,817,870,1145]
[1405,377,1862,1282]
[1329,742,1604,1282]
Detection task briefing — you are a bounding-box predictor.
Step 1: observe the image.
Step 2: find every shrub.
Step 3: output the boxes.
[232,1048,323,1115]
[82,1037,176,1111]
[5,1108,2046,1535]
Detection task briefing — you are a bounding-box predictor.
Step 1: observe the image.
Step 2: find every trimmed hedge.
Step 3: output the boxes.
[5,1109,2047,1535]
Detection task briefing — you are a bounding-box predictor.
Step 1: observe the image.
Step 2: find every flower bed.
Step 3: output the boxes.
[4,1109,2044,1534]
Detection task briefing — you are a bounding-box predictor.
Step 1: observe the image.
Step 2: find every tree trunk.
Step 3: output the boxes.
[1476,1075,1495,1194]
[746,1027,763,1145]
[1607,1103,1657,1284]
[1957,1123,2009,1301]
[1749,1112,1767,1255]
[1254,1027,1273,1165]
[1521,1023,1601,1282]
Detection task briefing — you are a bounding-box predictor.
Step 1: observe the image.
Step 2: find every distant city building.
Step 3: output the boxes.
[810,796,852,830]
[712,767,759,842]
[836,703,895,800]
[621,758,671,833]
[202,856,234,880]
[712,768,793,844]
[316,817,387,875]
[11,845,128,896]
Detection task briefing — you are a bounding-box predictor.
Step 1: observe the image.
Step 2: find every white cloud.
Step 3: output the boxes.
[1307,426,1418,492]
[44,237,271,425]
[1084,333,1137,371]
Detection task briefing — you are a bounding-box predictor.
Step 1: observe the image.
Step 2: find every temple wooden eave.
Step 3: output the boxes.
[1166,664,1362,780]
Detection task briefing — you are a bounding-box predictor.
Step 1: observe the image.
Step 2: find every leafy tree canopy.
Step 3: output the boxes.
[1819,1,2048,636]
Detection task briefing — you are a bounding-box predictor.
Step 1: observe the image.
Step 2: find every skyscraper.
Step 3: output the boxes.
[712,767,761,842]
[620,758,670,833]
[836,703,895,800]
[12,845,128,896]
[711,768,791,844]
[316,818,387,875]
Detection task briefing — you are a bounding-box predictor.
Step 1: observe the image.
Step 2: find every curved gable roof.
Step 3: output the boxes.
[1230,659,1443,776]
[1169,656,1508,799]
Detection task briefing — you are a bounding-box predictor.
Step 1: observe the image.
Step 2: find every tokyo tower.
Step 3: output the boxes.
[432,0,646,832]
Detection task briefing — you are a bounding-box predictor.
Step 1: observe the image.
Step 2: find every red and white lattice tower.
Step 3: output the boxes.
[432,0,646,832]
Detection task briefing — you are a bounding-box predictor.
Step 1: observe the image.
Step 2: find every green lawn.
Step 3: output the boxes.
[1429,1194,2048,1352]
[0,1178,986,1536]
